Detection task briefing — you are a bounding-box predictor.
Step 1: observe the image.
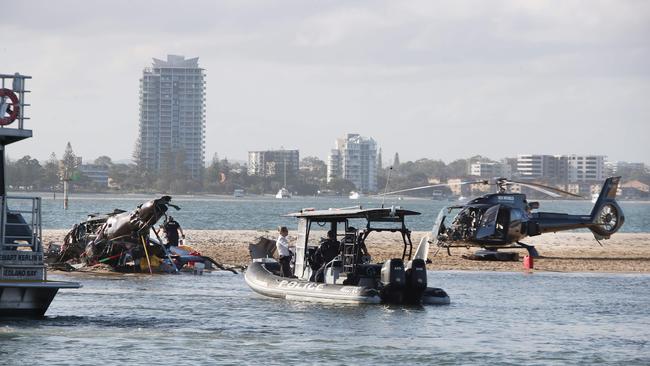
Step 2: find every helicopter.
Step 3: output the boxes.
[381,177,625,258]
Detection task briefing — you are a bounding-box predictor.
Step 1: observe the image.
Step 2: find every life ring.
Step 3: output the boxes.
[0,88,20,126]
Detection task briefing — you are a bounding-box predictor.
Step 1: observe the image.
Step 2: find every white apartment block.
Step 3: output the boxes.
[517,154,605,182]
[516,155,558,179]
[79,164,109,187]
[567,155,605,182]
[136,55,206,180]
[606,161,646,175]
[247,149,299,177]
[470,161,511,178]
[327,134,378,192]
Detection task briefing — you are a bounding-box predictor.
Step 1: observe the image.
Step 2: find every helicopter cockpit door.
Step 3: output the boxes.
[476,204,500,239]
[430,208,447,245]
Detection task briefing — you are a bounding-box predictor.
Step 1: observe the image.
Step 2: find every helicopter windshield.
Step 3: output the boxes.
[433,204,509,244]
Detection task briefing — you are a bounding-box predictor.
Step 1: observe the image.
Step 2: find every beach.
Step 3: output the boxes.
[43,230,650,273]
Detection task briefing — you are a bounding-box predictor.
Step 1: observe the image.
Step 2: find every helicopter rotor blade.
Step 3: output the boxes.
[376,180,489,197]
[507,180,584,199]
[507,182,561,198]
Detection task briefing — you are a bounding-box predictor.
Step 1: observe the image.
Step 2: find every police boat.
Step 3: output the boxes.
[245,207,450,305]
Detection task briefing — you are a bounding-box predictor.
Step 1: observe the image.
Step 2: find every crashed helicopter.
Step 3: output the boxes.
[51,196,231,273]
[381,177,625,258]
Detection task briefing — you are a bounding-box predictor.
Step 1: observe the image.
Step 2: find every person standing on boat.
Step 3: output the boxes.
[163,216,184,248]
[276,226,293,277]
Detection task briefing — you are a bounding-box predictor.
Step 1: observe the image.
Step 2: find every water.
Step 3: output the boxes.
[1,271,648,365]
[4,193,648,364]
[8,193,650,232]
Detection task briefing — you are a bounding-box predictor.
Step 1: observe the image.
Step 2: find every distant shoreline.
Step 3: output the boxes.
[10,191,650,203]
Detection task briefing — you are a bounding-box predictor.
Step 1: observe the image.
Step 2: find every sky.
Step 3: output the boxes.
[1,0,649,165]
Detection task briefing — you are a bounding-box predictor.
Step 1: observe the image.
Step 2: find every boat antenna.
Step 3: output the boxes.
[382,166,393,208]
[281,146,287,188]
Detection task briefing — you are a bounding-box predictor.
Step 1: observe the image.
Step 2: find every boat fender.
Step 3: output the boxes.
[0,88,20,126]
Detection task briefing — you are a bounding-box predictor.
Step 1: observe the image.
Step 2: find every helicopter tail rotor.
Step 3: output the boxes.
[588,177,625,239]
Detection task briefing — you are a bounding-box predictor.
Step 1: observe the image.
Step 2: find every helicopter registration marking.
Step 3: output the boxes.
[278,280,325,291]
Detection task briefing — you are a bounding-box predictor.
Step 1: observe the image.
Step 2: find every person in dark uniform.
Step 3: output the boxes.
[163,216,184,248]
[313,230,340,282]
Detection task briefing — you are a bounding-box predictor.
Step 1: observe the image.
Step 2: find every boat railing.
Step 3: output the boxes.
[1,195,42,252]
[0,195,45,281]
[0,196,47,281]
[321,255,345,284]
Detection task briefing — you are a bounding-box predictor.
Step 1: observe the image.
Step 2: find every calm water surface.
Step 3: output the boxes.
[9,193,650,232]
[1,271,648,365]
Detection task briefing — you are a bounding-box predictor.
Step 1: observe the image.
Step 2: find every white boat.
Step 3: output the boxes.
[349,191,361,200]
[275,151,291,199]
[275,187,291,199]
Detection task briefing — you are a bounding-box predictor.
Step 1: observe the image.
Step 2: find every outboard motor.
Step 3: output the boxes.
[380,258,406,303]
[404,258,427,304]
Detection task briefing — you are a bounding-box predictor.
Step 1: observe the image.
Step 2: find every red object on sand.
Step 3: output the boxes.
[523,255,534,270]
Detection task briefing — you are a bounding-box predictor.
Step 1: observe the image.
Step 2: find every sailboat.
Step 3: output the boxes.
[275,153,291,199]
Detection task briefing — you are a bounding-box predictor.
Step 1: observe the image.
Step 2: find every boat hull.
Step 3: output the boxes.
[245,261,381,304]
[0,281,81,318]
[245,261,450,305]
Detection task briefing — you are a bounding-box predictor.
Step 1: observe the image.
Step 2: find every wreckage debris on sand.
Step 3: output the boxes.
[46,196,236,274]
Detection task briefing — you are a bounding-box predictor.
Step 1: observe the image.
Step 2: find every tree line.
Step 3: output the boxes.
[6,143,478,195]
[8,144,647,196]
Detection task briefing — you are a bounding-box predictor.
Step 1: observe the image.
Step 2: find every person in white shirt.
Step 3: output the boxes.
[276,226,293,277]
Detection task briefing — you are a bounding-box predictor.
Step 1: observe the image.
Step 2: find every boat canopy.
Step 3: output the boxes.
[285,207,420,220]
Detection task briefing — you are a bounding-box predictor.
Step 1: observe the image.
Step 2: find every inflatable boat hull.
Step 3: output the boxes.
[245,261,450,305]
[245,261,381,304]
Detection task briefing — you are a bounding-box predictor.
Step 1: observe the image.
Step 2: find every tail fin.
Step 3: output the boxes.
[589,177,625,239]
[413,236,430,261]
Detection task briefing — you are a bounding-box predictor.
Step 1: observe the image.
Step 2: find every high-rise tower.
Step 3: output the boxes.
[136,55,206,180]
[327,134,378,193]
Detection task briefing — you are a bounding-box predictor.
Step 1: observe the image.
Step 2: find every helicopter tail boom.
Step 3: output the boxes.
[528,177,624,239]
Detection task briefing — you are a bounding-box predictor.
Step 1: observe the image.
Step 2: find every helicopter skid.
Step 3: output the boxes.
[436,241,539,258]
